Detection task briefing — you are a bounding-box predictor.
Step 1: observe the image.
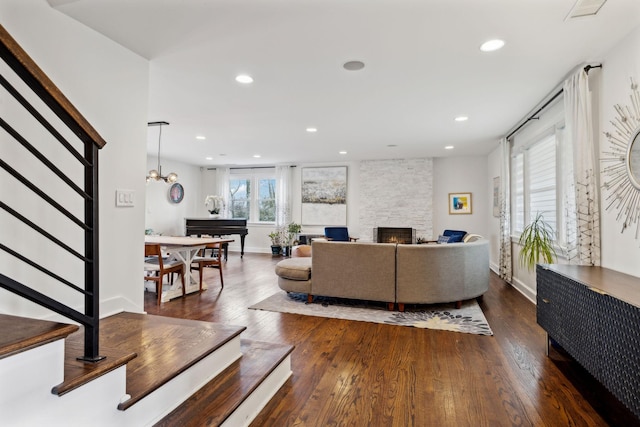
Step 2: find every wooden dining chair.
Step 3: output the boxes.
[144,243,186,304]
[190,242,224,291]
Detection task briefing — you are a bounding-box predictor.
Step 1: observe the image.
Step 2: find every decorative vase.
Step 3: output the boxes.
[209,213,220,218]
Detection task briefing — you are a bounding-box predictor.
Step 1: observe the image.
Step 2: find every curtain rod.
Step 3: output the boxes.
[505,64,602,141]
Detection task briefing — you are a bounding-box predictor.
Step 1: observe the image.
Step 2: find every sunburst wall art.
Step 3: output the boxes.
[602,77,640,238]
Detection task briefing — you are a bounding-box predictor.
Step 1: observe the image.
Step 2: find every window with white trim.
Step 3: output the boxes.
[511,127,566,245]
[229,168,276,223]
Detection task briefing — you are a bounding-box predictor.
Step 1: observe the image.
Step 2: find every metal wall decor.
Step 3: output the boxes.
[602,77,640,237]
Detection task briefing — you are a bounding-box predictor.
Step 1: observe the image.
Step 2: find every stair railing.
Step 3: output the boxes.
[0,24,106,362]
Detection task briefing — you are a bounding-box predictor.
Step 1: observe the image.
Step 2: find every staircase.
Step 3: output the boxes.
[0,313,293,426]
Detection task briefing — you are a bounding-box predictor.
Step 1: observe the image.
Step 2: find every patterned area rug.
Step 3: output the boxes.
[249,292,493,336]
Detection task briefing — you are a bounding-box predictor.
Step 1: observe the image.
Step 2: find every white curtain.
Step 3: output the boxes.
[563,69,600,265]
[275,165,292,227]
[498,137,512,282]
[216,167,230,218]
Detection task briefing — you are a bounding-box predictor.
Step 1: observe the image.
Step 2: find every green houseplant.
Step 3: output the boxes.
[268,230,283,256]
[518,212,557,271]
[282,222,302,256]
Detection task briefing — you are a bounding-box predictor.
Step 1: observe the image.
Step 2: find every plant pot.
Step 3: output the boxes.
[270,245,282,255]
[282,246,292,257]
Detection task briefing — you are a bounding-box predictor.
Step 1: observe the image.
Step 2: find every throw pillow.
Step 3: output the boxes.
[437,235,451,244]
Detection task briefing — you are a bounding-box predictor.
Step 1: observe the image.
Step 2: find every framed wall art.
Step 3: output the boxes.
[301,166,347,225]
[449,192,472,215]
[168,182,184,204]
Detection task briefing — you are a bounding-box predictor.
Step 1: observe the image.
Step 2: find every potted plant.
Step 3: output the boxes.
[268,230,283,256]
[204,195,225,218]
[282,222,302,256]
[518,212,557,271]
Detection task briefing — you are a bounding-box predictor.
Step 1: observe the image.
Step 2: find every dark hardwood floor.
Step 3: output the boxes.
[144,253,638,427]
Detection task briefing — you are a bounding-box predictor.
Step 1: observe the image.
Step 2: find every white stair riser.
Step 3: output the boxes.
[0,340,65,407]
[222,355,292,427]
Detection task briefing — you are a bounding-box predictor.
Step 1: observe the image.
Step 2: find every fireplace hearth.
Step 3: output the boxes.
[374,227,415,244]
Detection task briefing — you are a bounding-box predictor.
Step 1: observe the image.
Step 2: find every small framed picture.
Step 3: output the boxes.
[449,192,472,215]
[169,183,184,204]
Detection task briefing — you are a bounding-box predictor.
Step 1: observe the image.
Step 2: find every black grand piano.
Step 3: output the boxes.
[185,218,248,258]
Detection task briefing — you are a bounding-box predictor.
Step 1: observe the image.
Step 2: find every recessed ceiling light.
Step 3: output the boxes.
[253,154,261,158]
[480,39,505,52]
[387,144,398,147]
[306,127,317,133]
[235,74,254,84]
[220,154,226,157]
[343,60,365,71]
[454,116,469,122]
[205,156,213,160]
[196,135,206,140]
[339,151,347,155]
[445,145,454,150]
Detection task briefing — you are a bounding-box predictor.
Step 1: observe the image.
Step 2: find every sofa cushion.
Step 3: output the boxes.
[443,229,466,243]
[437,235,451,244]
[275,257,312,281]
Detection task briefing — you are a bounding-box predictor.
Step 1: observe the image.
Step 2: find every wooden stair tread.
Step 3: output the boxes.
[0,313,78,359]
[57,312,246,404]
[53,341,137,396]
[111,312,246,410]
[155,339,294,427]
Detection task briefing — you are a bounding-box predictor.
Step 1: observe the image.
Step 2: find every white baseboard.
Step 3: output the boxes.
[510,277,536,304]
[490,263,536,305]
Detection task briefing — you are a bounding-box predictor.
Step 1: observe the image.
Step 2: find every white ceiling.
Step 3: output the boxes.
[50,0,640,167]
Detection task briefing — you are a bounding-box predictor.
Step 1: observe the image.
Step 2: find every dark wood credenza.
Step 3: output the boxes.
[536,264,640,419]
[185,218,248,258]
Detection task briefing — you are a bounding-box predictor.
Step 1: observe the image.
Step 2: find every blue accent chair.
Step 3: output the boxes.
[443,229,467,243]
[324,227,358,242]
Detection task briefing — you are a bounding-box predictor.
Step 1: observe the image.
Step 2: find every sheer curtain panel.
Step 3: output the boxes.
[275,165,292,227]
[563,69,600,266]
[499,138,512,282]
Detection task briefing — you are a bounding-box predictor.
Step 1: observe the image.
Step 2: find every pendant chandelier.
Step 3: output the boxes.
[146,121,178,183]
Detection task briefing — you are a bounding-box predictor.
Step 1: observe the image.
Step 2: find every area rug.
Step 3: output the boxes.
[249,292,493,336]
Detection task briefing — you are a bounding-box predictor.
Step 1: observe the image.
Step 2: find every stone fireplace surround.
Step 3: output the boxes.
[359,158,433,243]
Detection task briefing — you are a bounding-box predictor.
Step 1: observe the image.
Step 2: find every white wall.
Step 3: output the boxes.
[145,156,202,236]
[599,25,640,276]
[0,0,149,317]
[432,156,489,239]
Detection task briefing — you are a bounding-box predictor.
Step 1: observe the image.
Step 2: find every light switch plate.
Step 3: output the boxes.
[116,189,135,207]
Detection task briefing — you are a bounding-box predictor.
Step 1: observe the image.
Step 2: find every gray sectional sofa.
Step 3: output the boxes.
[275,239,489,310]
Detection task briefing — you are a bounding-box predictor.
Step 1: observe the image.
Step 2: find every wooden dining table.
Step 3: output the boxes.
[144,235,234,302]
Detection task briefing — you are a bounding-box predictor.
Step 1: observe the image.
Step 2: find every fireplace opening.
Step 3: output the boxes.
[374,227,415,244]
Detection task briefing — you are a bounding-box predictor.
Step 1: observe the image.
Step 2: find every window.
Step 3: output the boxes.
[511,129,564,243]
[229,169,276,223]
[528,134,557,231]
